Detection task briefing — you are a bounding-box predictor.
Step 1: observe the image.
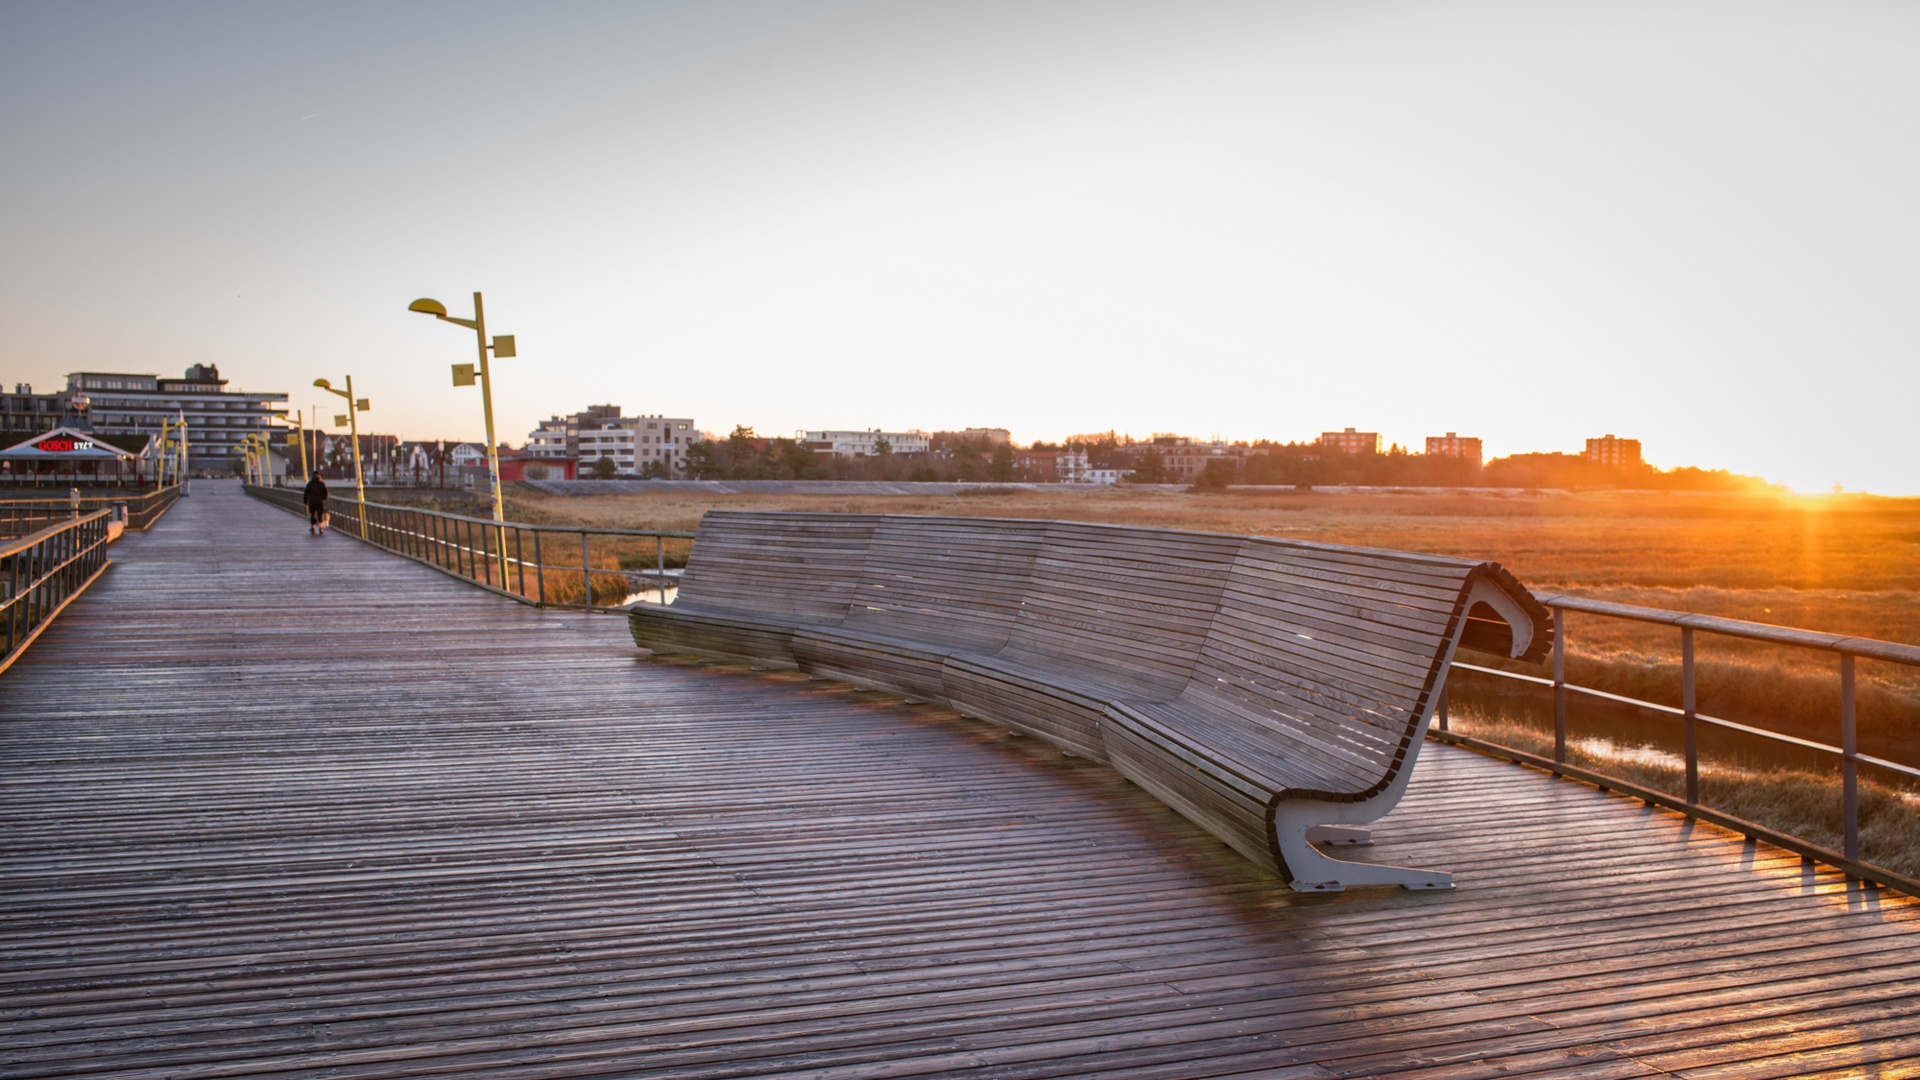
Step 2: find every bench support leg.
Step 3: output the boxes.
[1273,808,1452,892]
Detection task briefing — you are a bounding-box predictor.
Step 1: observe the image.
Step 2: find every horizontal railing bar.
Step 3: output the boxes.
[0,510,114,561]
[331,493,694,540]
[1536,593,1920,666]
[1452,660,1920,782]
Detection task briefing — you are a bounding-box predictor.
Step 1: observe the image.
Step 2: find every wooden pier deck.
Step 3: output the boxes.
[2,481,1917,1079]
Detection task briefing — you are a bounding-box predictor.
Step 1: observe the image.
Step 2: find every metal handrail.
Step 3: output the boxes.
[1,510,113,675]
[244,485,693,612]
[1435,592,1920,891]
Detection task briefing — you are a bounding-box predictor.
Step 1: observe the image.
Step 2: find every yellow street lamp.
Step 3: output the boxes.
[407,293,512,529]
[313,377,369,528]
[410,293,514,588]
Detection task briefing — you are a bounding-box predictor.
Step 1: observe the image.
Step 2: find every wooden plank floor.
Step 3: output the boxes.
[3,481,1918,1080]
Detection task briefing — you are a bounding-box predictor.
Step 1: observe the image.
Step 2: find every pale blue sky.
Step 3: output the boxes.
[3,1,1916,492]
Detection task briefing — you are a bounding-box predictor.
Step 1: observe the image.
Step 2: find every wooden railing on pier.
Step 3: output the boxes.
[244,484,693,612]
[0,483,181,539]
[0,509,113,675]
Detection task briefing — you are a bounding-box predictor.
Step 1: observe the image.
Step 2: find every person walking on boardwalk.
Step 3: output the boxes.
[303,472,329,535]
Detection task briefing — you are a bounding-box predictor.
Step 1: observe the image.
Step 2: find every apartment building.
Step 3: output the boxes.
[8,367,290,470]
[1424,432,1484,468]
[1319,427,1380,455]
[528,406,697,477]
[526,405,624,459]
[1584,434,1643,469]
[1,384,67,436]
[1149,436,1247,482]
[800,429,931,458]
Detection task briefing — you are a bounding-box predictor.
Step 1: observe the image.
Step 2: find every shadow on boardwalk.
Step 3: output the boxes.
[2,480,1916,1079]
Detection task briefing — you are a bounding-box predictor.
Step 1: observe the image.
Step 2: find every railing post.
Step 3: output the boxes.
[1683,626,1698,805]
[657,535,666,606]
[1552,607,1567,767]
[534,529,546,604]
[1842,653,1859,862]
[514,528,526,597]
[580,532,591,611]
[1436,684,1448,733]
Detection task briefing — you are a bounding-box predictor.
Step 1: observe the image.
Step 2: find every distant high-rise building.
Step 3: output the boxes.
[1319,427,1380,455]
[1584,434,1642,469]
[1425,432,1483,468]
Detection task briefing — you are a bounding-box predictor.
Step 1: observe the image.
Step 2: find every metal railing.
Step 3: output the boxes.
[0,484,182,539]
[245,485,693,612]
[1433,593,1920,894]
[1,510,113,675]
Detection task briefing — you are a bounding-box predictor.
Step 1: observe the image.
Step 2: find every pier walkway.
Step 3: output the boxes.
[2,481,1917,1079]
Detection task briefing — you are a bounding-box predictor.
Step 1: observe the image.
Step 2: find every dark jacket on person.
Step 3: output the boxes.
[303,476,329,508]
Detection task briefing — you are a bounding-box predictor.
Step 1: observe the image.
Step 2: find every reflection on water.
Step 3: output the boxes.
[623,585,678,607]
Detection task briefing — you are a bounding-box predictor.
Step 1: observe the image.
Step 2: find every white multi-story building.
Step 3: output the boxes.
[59,366,288,470]
[583,415,697,477]
[527,408,697,477]
[1087,467,1126,485]
[799,429,931,458]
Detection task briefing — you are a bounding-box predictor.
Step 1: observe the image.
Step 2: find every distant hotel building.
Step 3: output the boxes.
[1425,432,1483,468]
[1584,434,1643,469]
[3,367,288,470]
[1319,427,1380,455]
[801,429,931,458]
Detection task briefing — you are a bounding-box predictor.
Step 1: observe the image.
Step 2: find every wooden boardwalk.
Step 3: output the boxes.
[2,481,1917,1080]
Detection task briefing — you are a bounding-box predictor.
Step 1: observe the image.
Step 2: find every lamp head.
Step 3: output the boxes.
[313,378,333,390]
[408,298,448,317]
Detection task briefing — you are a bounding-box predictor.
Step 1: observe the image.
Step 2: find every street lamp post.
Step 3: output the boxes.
[407,293,511,527]
[291,410,309,481]
[314,376,369,532]
[409,292,514,588]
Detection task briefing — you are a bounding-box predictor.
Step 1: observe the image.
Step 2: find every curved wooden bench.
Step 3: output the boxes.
[792,517,1046,700]
[627,511,882,667]
[1101,537,1549,891]
[629,512,1550,890]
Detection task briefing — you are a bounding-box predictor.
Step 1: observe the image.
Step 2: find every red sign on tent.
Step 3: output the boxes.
[33,436,84,453]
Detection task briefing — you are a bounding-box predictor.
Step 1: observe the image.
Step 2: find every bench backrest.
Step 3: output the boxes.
[996,521,1243,693]
[677,511,883,620]
[1185,537,1540,798]
[838,516,1047,651]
